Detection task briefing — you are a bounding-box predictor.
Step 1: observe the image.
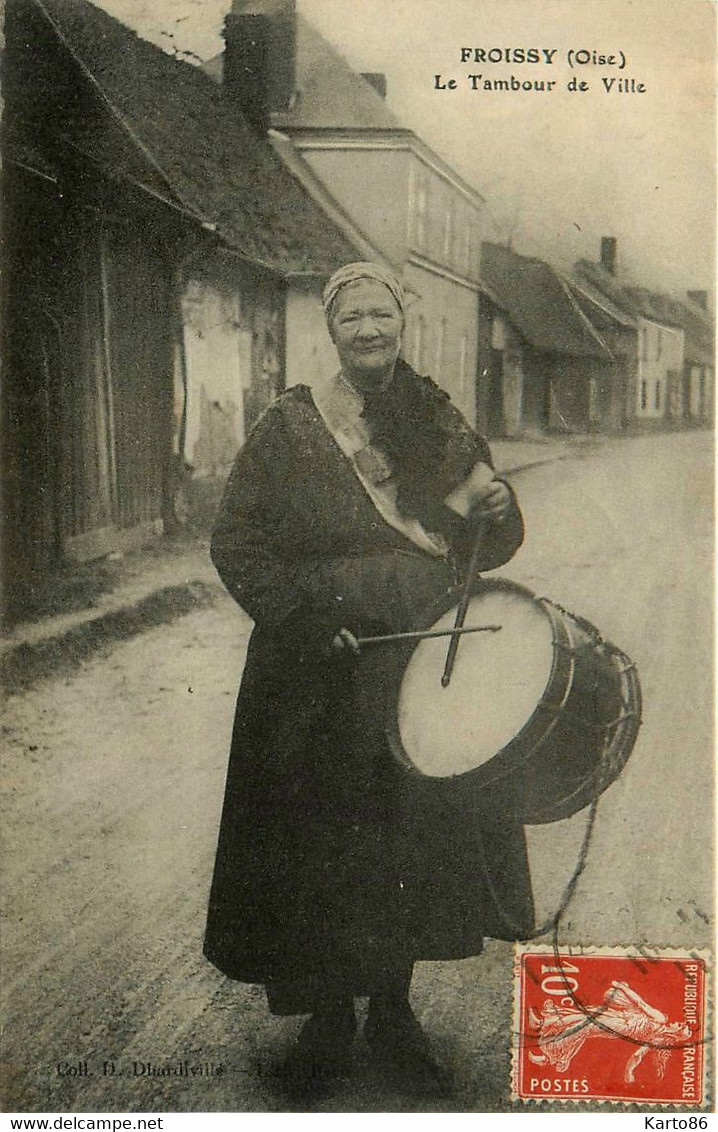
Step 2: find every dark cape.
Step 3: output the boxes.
[203,361,535,1013]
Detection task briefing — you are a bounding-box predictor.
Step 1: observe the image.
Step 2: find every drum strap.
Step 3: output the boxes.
[478,797,601,942]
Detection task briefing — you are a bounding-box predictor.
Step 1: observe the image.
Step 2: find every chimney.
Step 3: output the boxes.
[687,290,708,310]
[600,236,617,275]
[223,13,270,132]
[361,72,387,99]
[223,0,297,132]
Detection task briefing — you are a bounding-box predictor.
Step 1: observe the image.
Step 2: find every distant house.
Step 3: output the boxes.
[478,243,615,436]
[2,0,358,616]
[571,241,688,429]
[678,292,714,425]
[620,288,714,426]
[205,0,485,423]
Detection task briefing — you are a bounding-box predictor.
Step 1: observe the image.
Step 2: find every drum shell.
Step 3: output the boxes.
[365,579,641,825]
[508,597,642,823]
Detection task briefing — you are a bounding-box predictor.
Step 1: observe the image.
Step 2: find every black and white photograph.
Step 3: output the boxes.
[1,0,715,1118]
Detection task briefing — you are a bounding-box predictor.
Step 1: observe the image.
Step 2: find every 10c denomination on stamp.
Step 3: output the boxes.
[512,946,709,1106]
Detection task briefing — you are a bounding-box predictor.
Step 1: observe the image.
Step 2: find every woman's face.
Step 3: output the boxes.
[328,278,404,387]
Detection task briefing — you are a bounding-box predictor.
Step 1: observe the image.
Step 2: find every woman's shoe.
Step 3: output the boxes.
[364,1002,452,1097]
[282,1004,357,1095]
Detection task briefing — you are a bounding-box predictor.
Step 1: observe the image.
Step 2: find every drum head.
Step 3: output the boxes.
[398,586,555,778]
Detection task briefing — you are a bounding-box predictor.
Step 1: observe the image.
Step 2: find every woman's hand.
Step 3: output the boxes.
[468,478,512,523]
[444,462,512,523]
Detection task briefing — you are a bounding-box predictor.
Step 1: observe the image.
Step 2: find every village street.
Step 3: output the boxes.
[1,430,713,1115]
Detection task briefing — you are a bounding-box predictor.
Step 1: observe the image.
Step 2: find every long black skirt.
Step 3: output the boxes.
[203,608,535,1013]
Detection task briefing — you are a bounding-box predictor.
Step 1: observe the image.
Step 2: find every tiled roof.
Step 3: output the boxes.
[620,285,711,350]
[481,243,610,358]
[574,259,687,326]
[574,260,715,364]
[660,295,715,367]
[567,276,637,330]
[267,129,390,265]
[573,259,643,320]
[5,0,360,276]
[272,14,406,132]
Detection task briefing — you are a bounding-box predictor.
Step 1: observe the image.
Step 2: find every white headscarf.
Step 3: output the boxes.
[322,262,405,321]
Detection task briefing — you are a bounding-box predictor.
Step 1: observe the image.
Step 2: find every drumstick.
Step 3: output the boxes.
[356,624,501,647]
[441,520,487,688]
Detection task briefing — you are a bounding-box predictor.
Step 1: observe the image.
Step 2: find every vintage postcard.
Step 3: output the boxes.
[1,0,714,1119]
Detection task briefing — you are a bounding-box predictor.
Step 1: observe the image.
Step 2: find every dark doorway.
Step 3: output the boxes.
[486,347,505,436]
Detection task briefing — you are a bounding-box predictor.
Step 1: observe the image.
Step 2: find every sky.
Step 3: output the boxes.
[94,0,716,297]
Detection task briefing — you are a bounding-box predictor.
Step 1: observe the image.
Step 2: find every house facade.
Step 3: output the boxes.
[633,317,683,421]
[208,1,485,423]
[624,288,714,427]
[173,254,289,523]
[478,243,616,436]
[2,0,358,618]
[571,244,695,431]
[680,292,715,425]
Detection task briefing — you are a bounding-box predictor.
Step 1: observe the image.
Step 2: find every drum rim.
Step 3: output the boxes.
[524,654,643,823]
[386,577,575,791]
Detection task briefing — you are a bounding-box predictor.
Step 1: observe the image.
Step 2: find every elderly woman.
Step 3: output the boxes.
[204,263,533,1095]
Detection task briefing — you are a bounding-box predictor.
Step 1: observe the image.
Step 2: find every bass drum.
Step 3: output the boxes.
[383,578,642,824]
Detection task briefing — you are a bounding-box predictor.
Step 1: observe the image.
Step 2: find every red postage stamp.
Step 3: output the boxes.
[512,946,709,1106]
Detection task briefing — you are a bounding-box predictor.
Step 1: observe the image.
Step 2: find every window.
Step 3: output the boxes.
[491,316,507,350]
[589,377,599,423]
[443,200,455,261]
[690,366,701,418]
[415,175,428,250]
[640,380,647,410]
[462,220,472,274]
[407,164,416,245]
[656,328,662,359]
[413,315,425,371]
[654,381,661,411]
[459,333,468,400]
[435,317,447,378]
